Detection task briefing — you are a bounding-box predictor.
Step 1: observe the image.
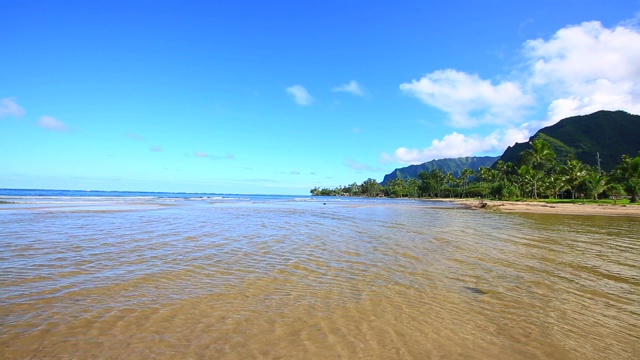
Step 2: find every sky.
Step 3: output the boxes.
[1,1,640,195]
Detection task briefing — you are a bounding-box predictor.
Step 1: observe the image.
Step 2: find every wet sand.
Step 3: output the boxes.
[447,198,640,217]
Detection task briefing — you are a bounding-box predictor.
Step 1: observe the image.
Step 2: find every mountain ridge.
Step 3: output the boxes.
[381,156,500,185]
[380,110,640,184]
[498,110,640,171]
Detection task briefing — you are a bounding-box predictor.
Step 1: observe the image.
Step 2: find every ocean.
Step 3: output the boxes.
[1,189,639,359]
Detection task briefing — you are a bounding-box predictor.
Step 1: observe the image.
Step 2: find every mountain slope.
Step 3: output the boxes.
[381,156,499,185]
[498,110,640,171]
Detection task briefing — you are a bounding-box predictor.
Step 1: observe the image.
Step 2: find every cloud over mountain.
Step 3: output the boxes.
[390,20,640,165]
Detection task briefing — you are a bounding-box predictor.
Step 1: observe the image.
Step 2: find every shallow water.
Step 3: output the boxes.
[1,196,639,359]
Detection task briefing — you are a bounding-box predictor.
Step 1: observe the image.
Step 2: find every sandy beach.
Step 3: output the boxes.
[448,198,640,217]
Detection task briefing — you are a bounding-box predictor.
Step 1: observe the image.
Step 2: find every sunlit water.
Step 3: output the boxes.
[1,192,639,359]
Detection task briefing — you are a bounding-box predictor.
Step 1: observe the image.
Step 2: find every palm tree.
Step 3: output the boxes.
[520,138,556,199]
[406,178,420,198]
[607,183,626,204]
[432,169,448,198]
[459,168,474,198]
[541,173,566,199]
[444,172,456,198]
[348,182,360,196]
[521,138,556,171]
[478,166,499,184]
[361,178,382,197]
[561,159,588,200]
[495,160,513,183]
[386,178,409,198]
[516,165,535,198]
[582,168,607,201]
[419,169,447,198]
[611,155,640,203]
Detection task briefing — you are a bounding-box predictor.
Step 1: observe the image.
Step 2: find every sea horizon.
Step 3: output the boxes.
[0,187,311,197]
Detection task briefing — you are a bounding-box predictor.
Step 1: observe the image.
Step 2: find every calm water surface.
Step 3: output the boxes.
[1,194,639,359]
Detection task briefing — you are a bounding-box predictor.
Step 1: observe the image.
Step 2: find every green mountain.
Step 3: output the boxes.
[381,156,499,185]
[380,110,639,186]
[498,110,640,171]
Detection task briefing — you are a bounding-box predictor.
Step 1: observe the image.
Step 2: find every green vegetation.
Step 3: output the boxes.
[312,110,640,204]
[311,140,640,204]
[499,110,640,171]
[381,156,499,185]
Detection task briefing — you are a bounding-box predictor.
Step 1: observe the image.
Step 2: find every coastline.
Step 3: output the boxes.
[442,198,640,217]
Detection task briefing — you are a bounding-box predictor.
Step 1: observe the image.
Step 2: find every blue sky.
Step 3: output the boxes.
[2,1,639,194]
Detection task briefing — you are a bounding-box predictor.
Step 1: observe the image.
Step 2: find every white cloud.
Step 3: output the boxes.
[383,127,531,165]
[499,127,532,149]
[0,98,26,118]
[150,146,163,152]
[286,85,313,105]
[332,80,365,96]
[525,21,640,121]
[399,69,534,127]
[38,116,68,131]
[384,133,487,164]
[391,19,640,165]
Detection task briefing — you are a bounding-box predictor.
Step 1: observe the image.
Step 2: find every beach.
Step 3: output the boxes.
[447,198,640,217]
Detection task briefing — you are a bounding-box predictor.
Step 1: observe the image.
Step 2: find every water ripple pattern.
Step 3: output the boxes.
[1,195,638,359]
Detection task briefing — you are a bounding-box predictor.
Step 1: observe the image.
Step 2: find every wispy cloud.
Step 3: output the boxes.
[150,146,163,152]
[194,151,235,160]
[286,85,313,106]
[290,170,301,175]
[619,10,640,28]
[518,18,535,35]
[345,159,381,172]
[124,132,145,141]
[332,80,365,97]
[0,97,26,118]
[38,116,68,131]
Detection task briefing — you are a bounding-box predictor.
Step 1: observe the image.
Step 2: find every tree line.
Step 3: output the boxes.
[310,139,640,203]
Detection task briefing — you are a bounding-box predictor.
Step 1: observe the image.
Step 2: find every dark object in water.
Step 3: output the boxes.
[464,286,488,295]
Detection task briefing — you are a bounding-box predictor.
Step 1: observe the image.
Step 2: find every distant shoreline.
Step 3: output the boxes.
[439,198,640,217]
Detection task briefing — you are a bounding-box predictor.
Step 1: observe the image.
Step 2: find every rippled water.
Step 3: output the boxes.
[1,196,639,359]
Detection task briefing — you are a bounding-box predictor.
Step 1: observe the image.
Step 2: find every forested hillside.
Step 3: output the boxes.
[381,156,499,185]
[499,110,640,171]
